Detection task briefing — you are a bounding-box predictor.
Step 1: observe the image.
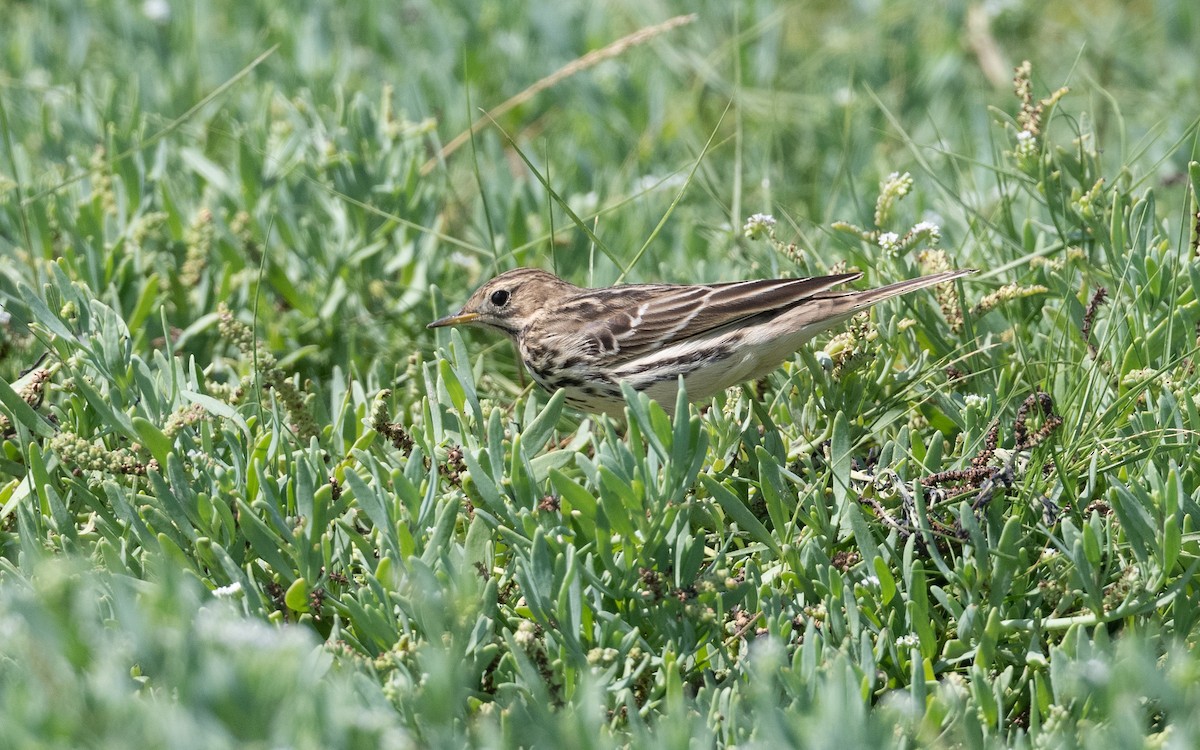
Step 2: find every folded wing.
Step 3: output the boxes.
[579,272,864,362]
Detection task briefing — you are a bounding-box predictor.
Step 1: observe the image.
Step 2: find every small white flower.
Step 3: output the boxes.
[910,221,941,244]
[862,575,881,587]
[1080,657,1110,684]
[742,213,777,240]
[964,394,987,408]
[448,251,476,268]
[895,633,920,648]
[212,581,243,598]
[568,191,599,217]
[881,171,913,197]
[1121,368,1156,387]
[514,619,537,648]
[587,646,618,665]
[878,231,900,252]
[1014,129,1038,160]
[633,175,660,193]
[142,0,171,22]
[661,173,688,190]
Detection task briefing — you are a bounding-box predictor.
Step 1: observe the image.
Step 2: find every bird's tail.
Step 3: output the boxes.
[843,268,975,309]
[780,268,974,339]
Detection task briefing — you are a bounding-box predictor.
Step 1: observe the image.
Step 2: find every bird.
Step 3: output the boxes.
[428,267,972,418]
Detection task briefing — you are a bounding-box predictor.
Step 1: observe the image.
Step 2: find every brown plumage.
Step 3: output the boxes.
[429,267,973,417]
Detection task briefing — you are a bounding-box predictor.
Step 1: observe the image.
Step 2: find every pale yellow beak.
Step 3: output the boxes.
[427,310,480,329]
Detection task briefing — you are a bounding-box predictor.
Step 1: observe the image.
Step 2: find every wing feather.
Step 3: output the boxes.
[577,273,863,362]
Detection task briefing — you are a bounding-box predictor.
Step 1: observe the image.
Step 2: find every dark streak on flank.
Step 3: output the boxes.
[618,345,733,386]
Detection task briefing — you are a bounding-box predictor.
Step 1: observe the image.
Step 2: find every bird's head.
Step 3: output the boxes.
[428,267,577,337]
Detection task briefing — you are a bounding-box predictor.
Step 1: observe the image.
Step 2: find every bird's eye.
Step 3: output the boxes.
[490,289,511,307]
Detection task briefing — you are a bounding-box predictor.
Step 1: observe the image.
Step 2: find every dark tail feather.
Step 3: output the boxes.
[841,268,975,309]
[787,268,974,333]
[774,267,975,338]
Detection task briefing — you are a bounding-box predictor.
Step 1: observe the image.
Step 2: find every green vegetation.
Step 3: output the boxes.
[3,0,1200,746]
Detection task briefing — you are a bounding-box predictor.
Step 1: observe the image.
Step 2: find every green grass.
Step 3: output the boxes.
[2,0,1200,746]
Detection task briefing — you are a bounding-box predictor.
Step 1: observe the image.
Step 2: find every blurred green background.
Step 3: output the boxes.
[3,0,1200,747]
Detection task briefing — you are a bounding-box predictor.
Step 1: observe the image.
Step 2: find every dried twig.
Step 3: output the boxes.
[1080,287,1108,357]
[859,392,1064,546]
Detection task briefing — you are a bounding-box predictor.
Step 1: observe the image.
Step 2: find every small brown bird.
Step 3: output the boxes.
[429,267,972,418]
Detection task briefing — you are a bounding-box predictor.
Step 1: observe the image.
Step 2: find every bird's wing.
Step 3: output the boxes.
[574,273,863,362]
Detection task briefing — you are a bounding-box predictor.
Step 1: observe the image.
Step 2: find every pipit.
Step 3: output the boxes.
[429,267,972,417]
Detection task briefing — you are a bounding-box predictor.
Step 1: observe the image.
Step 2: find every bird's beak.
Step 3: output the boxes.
[427,310,480,329]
